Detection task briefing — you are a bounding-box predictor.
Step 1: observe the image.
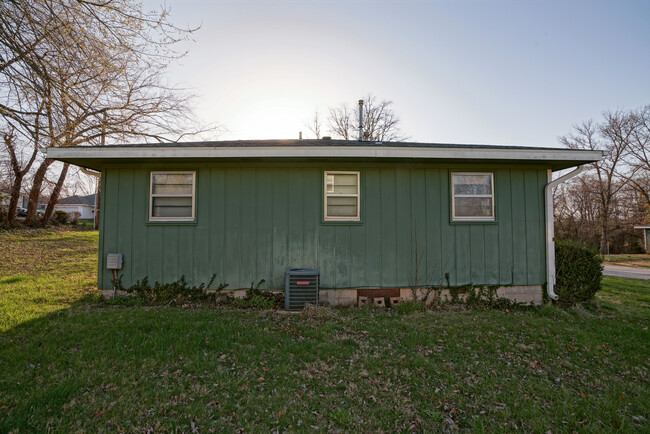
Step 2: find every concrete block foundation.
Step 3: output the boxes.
[320,285,544,307]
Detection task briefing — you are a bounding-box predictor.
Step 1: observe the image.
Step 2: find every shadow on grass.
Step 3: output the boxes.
[1,291,649,432]
[0,300,352,431]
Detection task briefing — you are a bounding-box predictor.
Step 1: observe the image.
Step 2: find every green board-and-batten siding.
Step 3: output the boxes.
[98,162,548,291]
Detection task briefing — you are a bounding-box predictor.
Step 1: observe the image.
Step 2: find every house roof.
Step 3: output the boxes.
[58,194,96,206]
[47,139,604,171]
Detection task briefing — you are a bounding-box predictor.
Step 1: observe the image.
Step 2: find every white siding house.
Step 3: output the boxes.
[53,203,95,219]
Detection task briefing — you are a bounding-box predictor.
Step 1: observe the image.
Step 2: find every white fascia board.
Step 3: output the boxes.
[47,145,604,163]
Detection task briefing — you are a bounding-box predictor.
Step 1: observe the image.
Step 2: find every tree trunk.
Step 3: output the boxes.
[25,159,54,225]
[4,174,23,228]
[601,218,609,255]
[4,130,38,228]
[40,163,70,223]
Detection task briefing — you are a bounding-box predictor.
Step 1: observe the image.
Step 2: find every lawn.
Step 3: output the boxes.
[604,254,650,268]
[0,230,648,432]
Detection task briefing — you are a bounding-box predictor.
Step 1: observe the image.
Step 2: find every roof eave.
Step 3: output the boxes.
[47,145,604,172]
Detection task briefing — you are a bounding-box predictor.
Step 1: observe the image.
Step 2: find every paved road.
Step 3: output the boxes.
[603,265,650,279]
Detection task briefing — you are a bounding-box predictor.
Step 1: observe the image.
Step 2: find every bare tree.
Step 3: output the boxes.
[328,94,406,141]
[0,0,215,225]
[304,109,323,139]
[559,110,637,254]
[555,172,647,253]
[554,175,608,249]
[2,128,39,227]
[328,103,355,140]
[623,105,650,206]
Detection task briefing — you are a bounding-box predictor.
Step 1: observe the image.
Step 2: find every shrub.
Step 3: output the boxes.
[116,275,282,309]
[52,210,69,224]
[233,279,283,309]
[119,274,225,303]
[555,241,603,303]
[69,211,81,224]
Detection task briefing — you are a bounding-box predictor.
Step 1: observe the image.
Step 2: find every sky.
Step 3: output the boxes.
[146,0,650,148]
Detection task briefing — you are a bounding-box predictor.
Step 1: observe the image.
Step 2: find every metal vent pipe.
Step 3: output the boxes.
[358,99,364,141]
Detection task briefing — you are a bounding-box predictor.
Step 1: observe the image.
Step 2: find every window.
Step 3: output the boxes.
[149,171,195,221]
[451,172,494,221]
[324,171,360,221]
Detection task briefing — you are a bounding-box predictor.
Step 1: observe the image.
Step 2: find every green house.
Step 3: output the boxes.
[49,140,602,305]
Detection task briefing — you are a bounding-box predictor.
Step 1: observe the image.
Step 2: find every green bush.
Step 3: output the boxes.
[52,210,69,224]
[119,274,224,302]
[555,241,603,303]
[233,279,283,309]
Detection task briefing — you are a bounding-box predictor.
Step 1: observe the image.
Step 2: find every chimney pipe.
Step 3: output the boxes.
[358,99,364,141]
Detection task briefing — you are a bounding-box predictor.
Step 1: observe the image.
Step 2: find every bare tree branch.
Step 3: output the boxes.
[0,0,219,225]
[558,109,640,253]
[327,94,407,142]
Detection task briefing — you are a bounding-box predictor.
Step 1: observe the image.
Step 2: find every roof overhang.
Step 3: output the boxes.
[47,142,604,172]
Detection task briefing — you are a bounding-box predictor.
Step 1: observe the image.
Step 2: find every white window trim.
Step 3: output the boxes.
[149,171,196,222]
[324,171,360,221]
[451,172,495,221]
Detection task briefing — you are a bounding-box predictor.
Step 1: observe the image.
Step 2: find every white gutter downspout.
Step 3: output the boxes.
[545,165,586,300]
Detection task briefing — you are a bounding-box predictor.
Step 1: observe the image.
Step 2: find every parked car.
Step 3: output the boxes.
[16,207,27,217]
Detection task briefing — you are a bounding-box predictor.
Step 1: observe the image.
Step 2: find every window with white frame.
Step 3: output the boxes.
[324,171,360,221]
[149,171,195,221]
[451,172,494,220]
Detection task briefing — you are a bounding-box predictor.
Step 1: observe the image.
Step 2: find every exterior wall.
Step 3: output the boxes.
[98,161,548,291]
[54,204,95,219]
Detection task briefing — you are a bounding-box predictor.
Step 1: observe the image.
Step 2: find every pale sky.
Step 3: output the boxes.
[149,0,650,147]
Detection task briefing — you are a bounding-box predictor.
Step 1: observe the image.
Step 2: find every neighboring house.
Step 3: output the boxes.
[1,192,46,212]
[56,194,97,220]
[1,192,28,209]
[48,140,603,305]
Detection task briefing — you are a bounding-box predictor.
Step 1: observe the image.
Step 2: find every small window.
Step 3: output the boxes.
[324,171,360,221]
[149,171,195,221]
[452,172,494,221]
